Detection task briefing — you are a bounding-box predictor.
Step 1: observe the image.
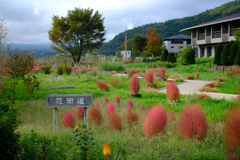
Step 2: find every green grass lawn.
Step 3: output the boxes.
[2,60,240,159]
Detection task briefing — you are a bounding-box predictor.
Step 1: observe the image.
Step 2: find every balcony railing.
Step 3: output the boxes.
[212,32,221,38]
[198,34,205,40]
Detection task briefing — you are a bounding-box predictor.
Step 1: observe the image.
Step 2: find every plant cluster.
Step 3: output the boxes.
[180,47,195,65]
[99,62,125,71]
[146,82,160,89]
[40,65,52,74]
[227,69,240,79]
[168,74,185,82]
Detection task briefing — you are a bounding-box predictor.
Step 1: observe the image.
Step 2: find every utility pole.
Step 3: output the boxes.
[125,28,127,59]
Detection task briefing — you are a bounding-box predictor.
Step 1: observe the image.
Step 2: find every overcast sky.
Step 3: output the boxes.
[0,0,234,44]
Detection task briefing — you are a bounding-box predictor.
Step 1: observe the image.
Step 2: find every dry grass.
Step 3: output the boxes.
[199,86,219,92]
[168,74,185,82]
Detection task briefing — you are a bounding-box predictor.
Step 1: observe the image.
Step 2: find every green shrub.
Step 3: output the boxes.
[229,41,238,65]
[236,48,240,65]
[180,47,195,65]
[57,65,64,75]
[99,62,125,71]
[0,102,20,159]
[40,65,52,74]
[221,43,231,65]
[167,52,176,63]
[152,61,176,68]
[64,65,72,75]
[161,49,168,61]
[214,44,223,65]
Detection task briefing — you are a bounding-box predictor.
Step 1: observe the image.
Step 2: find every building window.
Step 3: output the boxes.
[128,52,130,55]
[171,46,174,48]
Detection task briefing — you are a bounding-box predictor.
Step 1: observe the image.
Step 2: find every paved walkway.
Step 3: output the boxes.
[158,80,238,100]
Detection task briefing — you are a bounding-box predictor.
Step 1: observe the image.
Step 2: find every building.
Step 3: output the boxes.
[121,50,131,59]
[180,13,240,58]
[162,34,191,54]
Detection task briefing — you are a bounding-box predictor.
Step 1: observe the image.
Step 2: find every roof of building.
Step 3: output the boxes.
[180,13,240,35]
[162,34,191,41]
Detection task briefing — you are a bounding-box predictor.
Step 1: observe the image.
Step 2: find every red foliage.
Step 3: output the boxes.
[128,100,133,108]
[122,70,127,74]
[115,96,120,104]
[178,105,208,141]
[50,67,55,72]
[110,71,116,75]
[109,112,122,131]
[187,76,194,80]
[143,106,167,138]
[72,66,77,73]
[166,79,174,84]
[160,68,165,75]
[205,83,215,88]
[143,69,145,73]
[107,103,115,116]
[196,71,200,79]
[129,76,140,94]
[76,108,84,121]
[127,110,139,127]
[105,97,109,103]
[225,107,240,151]
[32,65,40,72]
[97,81,110,91]
[226,152,240,160]
[167,110,175,121]
[128,68,136,77]
[89,104,102,125]
[197,93,209,100]
[99,68,103,72]
[141,106,145,111]
[146,72,154,83]
[127,106,132,112]
[166,82,180,103]
[63,111,76,128]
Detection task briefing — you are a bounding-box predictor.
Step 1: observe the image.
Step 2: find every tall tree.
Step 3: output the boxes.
[221,43,231,65]
[146,28,163,58]
[214,44,223,65]
[48,7,105,64]
[131,34,148,56]
[229,41,238,64]
[161,49,168,61]
[235,29,240,45]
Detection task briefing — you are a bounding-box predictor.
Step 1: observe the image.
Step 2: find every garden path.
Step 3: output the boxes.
[157,80,238,100]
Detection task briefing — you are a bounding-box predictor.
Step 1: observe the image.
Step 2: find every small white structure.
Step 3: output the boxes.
[121,50,131,59]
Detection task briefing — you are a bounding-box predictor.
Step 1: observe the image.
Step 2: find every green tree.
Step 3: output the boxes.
[48,7,105,64]
[235,29,240,45]
[167,52,176,63]
[180,47,195,65]
[131,35,148,57]
[221,43,231,65]
[161,49,168,61]
[115,51,122,59]
[214,43,223,65]
[229,41,239,64]
[236,47,240,65]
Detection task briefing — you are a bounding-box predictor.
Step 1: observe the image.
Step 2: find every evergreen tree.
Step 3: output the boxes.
[236,47,240,65]
[221,43,231,65]
[214,44,223,65]
[180,47,195,65]
[161,49,168,61]
[167,52,176,63]
[229,41,239,64]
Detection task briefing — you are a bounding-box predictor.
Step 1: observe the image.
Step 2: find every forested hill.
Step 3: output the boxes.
[99,0,240,56]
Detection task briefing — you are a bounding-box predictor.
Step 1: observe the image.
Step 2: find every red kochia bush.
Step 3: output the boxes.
[89,103,102,125]
[115,96,120,104]
[141,106,145,111]
[143,69,145,73]
[107,103,115,116]
[205,83,215,88]
[178,105,208,141]
[128,68,136,77]
[187,76,194,80]
[167,110,175,121]
[32,65,40,72]
[98,68,103,72]
[129,76,140,94]
[197,93,209,100]
[160,68,165,75]
[76,107,84,121]
[63,111,76,128]
[225,107,240,151]
[127,110,139,127]
[166,82,180,103]
[105,97,109,103]
[146,72,154,83]
[72,66,77,73]
[97,81,110,91]
[196,71,200,78]
[109,112,122,131]
[143,106,167,138]
[128,100,133,108]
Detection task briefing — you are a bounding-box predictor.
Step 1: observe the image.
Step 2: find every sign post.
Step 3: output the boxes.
[47,93,93,133]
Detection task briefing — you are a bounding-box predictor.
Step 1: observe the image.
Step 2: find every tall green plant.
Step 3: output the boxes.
[161,49,168,61]
[228,41,239,65]
[221,43,231,65]
[214,44,223,65]
[167,52,176,63]
[180,47,195,65]
[236,48,240,65]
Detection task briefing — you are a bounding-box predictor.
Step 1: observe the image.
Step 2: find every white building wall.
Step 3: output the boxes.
[120,50,131,59]
[163,40,190,53]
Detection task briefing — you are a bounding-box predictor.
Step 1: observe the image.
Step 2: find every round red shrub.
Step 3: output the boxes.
[115,96,120,104]
[167,110,175,121]
[127,106,132,112]
[166,82,180,103]
[127,110,139,127]
[143,106,167,138]
[178,105,208,141]
[196,71,200,78]
[32,65,40,72]
[146,72,154,83]
[105,97,109,103]
[72,66,77,73]
[187,76,194,80]
[63,111,76,128]
[89,104,102,125]
[225,107,240,151]
[109,112,122,131]
[76,107,84,121]
[97,81,110,91]
[141,106,145,111]
[129,76,140,94]
[160,68,165,75]
[99,68,103,72]
[107,103,115,116]
[128,68,136,77]
[128,100,133,108]
[143,69,145,73]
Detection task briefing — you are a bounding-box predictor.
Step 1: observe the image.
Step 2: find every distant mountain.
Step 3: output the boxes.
[99,0,240,56]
